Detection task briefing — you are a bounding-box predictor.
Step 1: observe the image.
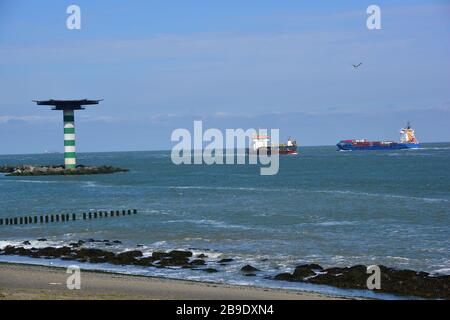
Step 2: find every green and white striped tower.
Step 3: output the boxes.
[63,109,76,168]
[34,99,102,169]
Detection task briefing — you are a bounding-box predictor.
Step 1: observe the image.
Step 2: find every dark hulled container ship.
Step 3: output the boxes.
[337,123,420,151]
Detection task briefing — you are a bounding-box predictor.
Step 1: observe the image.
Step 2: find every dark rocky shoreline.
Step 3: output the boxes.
[0,165,128,176]
[272,264,449,299]
[1,240,449,299]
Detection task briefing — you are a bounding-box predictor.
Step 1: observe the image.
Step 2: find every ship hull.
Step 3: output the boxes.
[337,142,420,151]
[277,145,298,155]
[249,146,298,155]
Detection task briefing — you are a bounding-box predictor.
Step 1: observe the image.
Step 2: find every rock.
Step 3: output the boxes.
[190,259,206,266]
[117,250,143,258]
[152,251,170,260]
[301,265,367,290]
[300,263,323,271]
[376,266,450,299]
[152,250,193,265]
[75,248,115,263]
[2,165,129,176]
[18,247,34,256]
[37,238,47,242]
[218,258,233,263]
[168,250,193,259]
[308,265,368,289]
[87,256,111,264]
[271,263,450,299]
[114,251,143,264]
[133,257,155,267]
[76,248,106,257]
[2,243,448,299]
[241,265,259,272]
[197,254,208,258]
[291,264,323,280]
[273,273,293,281]
[0,166,16,173]
[157,257,190,268]
[23,241,31,245]
[32,246,72,258]
[1,246,32,256]
[292,268,315,280]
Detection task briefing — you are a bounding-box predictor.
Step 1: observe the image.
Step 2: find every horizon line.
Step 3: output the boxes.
[0,141,449,157]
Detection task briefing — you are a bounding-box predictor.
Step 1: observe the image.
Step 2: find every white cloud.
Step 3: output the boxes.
[0,115,124,124]
[0,115,58,124]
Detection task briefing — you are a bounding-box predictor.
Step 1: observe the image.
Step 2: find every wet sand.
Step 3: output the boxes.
[0,262,346,300]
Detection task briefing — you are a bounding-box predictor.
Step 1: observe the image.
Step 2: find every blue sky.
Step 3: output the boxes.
[0,0,449,153]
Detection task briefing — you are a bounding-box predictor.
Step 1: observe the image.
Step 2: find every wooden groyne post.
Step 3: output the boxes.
[0,209,138,227]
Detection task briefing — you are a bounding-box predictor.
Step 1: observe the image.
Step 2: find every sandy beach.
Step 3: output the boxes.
[0,262,344,300]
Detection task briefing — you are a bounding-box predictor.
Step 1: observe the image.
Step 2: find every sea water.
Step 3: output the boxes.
[0,143,449,298]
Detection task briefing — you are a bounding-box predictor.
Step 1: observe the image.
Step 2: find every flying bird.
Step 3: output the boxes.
[352,63,362,69]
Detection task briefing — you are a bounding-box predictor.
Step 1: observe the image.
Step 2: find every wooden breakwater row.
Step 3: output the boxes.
[0,209,138,226]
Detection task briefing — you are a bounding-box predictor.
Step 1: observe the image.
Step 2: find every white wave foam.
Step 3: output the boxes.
[315,190,448,203]
[2,179,58,184]
[432,268,450,275]
[165,219,253,230]
[386,256,410,261]
[419,147,450,150]
[150,241,168,247]
[315,221,356,227]
[83,181,98,188]
[0,239,66,249]
[170,186,261,192]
